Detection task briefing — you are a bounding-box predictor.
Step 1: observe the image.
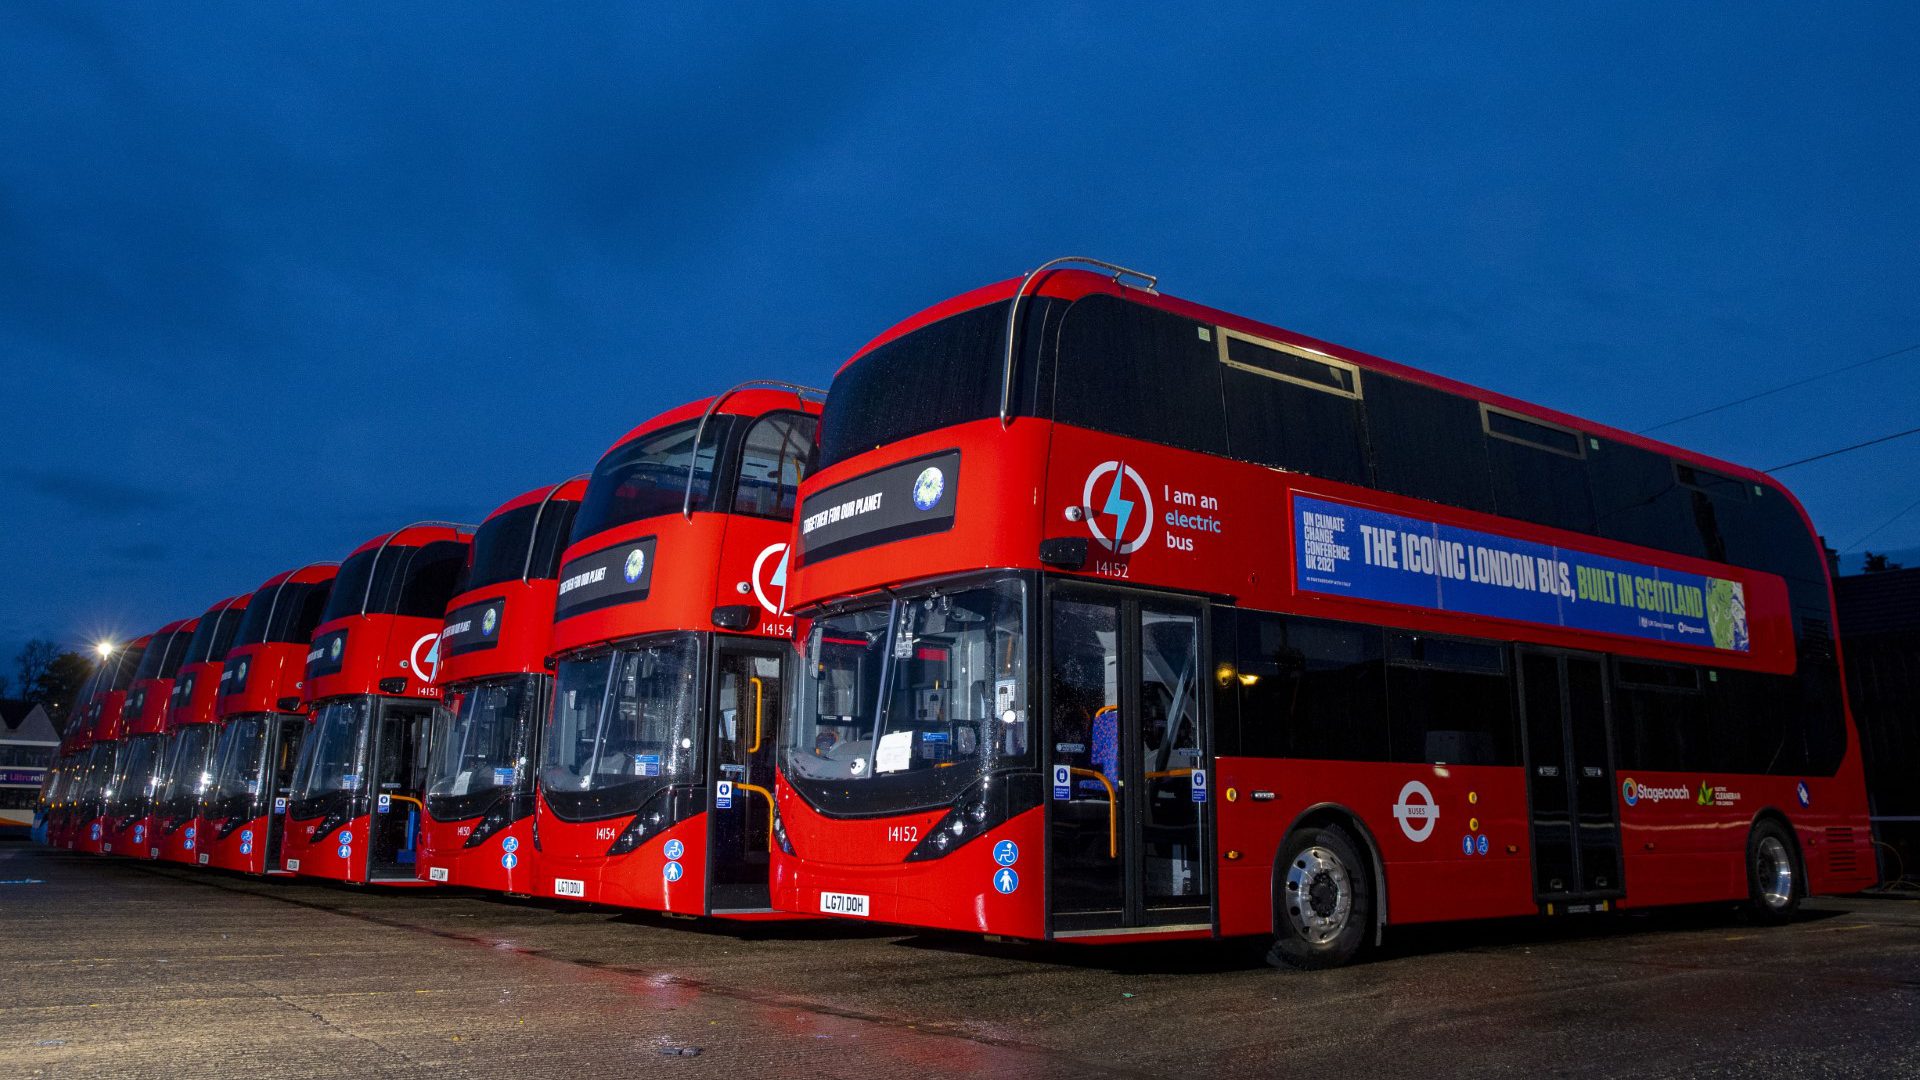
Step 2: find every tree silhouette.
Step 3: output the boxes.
[1862,551,1905,573]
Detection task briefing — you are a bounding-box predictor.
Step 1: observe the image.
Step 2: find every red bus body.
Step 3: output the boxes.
[154,594,251,865]
[200,565,338,874]
[417,481,584,893]
[103,619,196,858]
[284,524,473,886]
[534,389,819,918]
[76,635,150,855]
[770,268,1875,951]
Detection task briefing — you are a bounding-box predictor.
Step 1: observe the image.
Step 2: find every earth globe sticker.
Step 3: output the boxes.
[624,548,646,583]
[912,466,945,511]
[481,607,498,636]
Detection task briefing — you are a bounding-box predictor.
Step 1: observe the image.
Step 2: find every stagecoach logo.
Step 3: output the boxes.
[1082,460,1154,555]
[623,548,647,584]
[1392,780,1437,842]
[1620,777,1688,806]
[481,607,497,636]
[911,466,945,511]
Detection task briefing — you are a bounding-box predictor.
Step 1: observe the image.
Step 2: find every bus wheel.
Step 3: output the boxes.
[1266,823,1371,970]
[1745,820,1802,924]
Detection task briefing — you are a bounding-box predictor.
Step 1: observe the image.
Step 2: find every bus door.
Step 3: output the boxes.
[369,702,433,881]
[707,637,784,912]
[264,715,306,867]
[1046,584,1212,935]
[1517,649,1624,902]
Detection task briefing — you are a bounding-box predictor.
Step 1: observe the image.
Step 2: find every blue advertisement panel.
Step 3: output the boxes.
[1294,495,1750,652]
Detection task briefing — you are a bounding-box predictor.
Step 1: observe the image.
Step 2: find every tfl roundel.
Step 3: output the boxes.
[1082,461,1154,555]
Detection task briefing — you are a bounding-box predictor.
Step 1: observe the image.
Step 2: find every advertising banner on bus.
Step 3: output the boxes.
[1293,494,1750,652]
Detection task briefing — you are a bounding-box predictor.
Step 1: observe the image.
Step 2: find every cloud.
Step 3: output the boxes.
[4,468,177,518]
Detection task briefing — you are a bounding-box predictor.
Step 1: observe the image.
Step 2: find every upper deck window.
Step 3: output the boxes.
[466,506,539,593]
[131,629,191,683]
[572,418,734,542]
[818,300,1061,472]
[1053,294,1228,457]
[1216,327,1369,484]
[1481,404,1584,459]
[733,411,817,520]
[237,579,333,646]
[180,602,247,666]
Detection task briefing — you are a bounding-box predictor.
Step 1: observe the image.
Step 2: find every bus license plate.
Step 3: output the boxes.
[820,891,870,917]
[428,866,449,882]
[554,878,586,898]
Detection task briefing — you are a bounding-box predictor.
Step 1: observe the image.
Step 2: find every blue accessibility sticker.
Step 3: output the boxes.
[1051,764,1071,801]
[242,829,254,843]
[992,840,1019,866]
[501,852,518,870]
[337,844,351,860]
[1796,781,1811,808]
[339,831,353,846]
[1190,768,1208,803]
[663,860,684,883]
[240,842,253,856]
[1462,834,1475,855]
[663,838,684,860]
[992,867,1019,895]
[1477,834,1489,855]
[502,836,519,853]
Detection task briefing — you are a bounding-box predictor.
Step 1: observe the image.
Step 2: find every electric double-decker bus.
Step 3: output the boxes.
[200,565,336,873]
[154,594,250,864]
[44,673,104,849]
[101,619,195,857]
[76,634,149,855]
[284,523,473,885]
[537,385,820,917]
[418,481,584,892]
[771,260,1875,967]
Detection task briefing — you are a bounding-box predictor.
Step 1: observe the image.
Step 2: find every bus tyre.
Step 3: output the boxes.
[1745,820,1802,924]
[1266,824,1371,970]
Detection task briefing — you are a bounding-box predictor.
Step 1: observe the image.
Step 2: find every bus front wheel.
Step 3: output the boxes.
[1266,823,1372,970]
[1745,820,1802,924]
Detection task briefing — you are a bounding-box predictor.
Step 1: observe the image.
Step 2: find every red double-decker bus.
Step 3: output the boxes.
[101,618,195,857]
[200,565,337,873]
[419,481,584,892]
[284,524,473,885]
[536,386,820,916]
[153,594,250,864]
[75,635,149,855]
[46,666,109,849]
[771,261,1875,967]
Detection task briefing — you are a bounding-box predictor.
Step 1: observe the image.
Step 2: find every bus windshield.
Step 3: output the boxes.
[290,698,372,815]
[427,676,538,821]
[105,733,166,816]
[157,724,219,819]
[781,576,1031,814]
[539,635,700,821]
[208,716,269,813]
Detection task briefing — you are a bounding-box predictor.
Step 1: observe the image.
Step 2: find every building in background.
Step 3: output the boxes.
[1835,566,1920,882]
[0,700,59,836]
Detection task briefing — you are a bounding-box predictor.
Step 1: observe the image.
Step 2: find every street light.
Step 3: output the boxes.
[94,640,116,660]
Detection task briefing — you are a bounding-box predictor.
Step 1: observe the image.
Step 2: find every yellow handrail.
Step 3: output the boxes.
[381,794,425,812]
[734,781,776,849]
[747,676,764,754]
[1066,767,1118,858]
[1145,768,1194,781]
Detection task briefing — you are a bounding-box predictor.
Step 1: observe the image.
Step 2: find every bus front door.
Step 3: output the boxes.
[264,715,306,870]
[1518,649,1624,903]
[1046,584,1212,936]
[707,638,784,913]
[369,702,432,881]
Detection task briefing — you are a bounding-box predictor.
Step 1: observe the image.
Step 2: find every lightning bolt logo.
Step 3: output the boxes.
[1102,461,1135,545]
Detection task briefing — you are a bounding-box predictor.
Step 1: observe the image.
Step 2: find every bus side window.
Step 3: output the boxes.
[1384,632,1516,766]
[1235,612,1388,762]
[1052,295,1230,458]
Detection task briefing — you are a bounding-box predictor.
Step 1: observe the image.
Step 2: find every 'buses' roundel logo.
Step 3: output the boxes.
[481,608,498,636]
[1392,780,1438,842]
[911,466,946,511]
[623,548,647,583]
[1082,460,1154,555]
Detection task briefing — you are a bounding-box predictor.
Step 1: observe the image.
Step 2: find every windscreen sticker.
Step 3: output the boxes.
[1294,495,1751,652]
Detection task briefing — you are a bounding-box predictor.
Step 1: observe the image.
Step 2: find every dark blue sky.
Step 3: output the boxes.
[3,5,1917,666]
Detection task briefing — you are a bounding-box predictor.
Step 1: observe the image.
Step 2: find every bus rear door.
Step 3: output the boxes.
[1517,648,1624,905]
[1046,584,1213,936]
[264,716,305,870]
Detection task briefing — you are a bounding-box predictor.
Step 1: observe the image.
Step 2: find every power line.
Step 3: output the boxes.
[1841,493,1920,553]
[1765,424,1920,473]
[1638,341,1920,434]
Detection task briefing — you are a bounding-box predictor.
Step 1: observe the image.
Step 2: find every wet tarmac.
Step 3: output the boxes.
[2,841,1916,1078]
